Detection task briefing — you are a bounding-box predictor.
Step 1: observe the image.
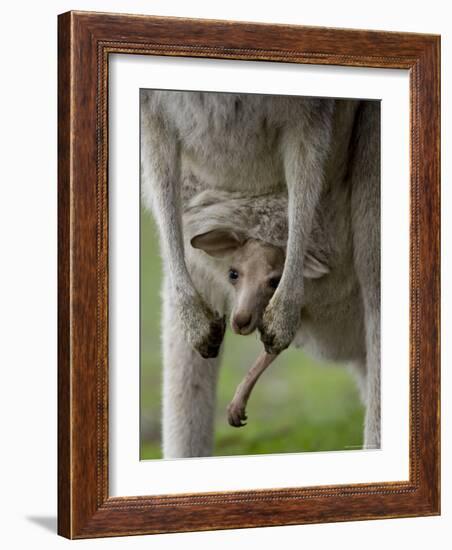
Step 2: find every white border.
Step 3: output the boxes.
[109,55,410,497]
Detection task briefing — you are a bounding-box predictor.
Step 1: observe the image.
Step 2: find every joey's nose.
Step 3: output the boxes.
[232,313,253,335]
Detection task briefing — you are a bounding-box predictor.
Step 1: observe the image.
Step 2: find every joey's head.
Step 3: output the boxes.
[191,229,284,335]
[191,227,330,337]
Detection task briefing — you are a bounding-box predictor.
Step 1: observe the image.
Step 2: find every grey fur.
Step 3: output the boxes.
[141,91,380,457]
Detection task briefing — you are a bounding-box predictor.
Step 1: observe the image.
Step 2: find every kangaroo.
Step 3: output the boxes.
[141,91,380,457]
[186,189,363,430]
[190,229,328,428]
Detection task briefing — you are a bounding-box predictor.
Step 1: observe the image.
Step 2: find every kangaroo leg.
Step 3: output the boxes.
[161,276,223,458]
[227,352,278,427]
[350,101,381,450]
[141,92,225,358]
[362,311,380,449]
[347,361,368,407]
[259,101,335,355]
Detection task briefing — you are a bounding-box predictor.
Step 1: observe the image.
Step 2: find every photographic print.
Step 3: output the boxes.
[140,90,381,460]
[58,12,440,537]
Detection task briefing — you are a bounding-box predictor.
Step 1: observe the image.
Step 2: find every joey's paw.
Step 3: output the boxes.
[259,296,300,355]
[178,294,226,359]
[227,399,248,428]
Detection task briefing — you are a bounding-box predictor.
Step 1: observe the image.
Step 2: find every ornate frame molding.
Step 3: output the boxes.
[58,11,440,538]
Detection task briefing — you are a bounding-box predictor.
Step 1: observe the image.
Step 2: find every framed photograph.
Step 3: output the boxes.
[58,11,440,538]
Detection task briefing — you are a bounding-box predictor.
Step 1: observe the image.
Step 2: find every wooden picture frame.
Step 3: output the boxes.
[58,10,440,539]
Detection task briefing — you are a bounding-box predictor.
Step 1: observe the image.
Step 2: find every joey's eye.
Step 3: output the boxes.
[228,269,239,282]
[269,277,281,290]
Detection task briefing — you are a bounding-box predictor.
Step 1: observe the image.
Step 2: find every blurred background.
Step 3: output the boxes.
[140,206,364,459]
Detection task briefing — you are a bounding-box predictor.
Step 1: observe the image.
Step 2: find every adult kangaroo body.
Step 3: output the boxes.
[141,91,380,457]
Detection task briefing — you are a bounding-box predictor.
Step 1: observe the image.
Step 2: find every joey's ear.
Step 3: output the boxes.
[190,229,246,258]
[303,252,330,279]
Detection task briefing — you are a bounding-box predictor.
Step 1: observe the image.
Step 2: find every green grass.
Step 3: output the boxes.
[140,206,364,460]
